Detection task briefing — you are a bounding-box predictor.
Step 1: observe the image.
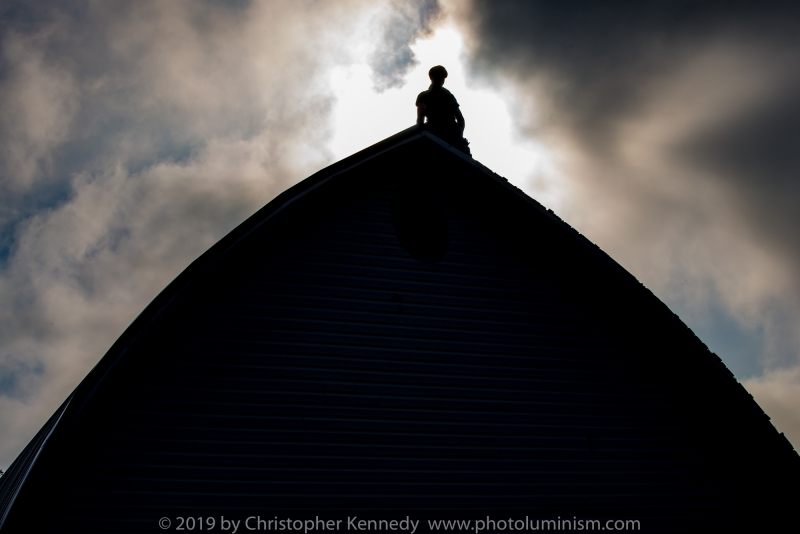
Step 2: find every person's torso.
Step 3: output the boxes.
[419,87,458,125]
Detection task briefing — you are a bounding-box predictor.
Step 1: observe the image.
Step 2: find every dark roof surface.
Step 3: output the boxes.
[1,125,797,532]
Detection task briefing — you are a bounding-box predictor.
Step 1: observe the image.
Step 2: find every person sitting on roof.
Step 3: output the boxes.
[416,65,471,156]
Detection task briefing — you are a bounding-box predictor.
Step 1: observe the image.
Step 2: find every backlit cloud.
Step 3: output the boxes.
[369,0,442,91]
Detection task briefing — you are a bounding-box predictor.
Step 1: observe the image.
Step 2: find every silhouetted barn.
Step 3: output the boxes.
[1,126,797,533]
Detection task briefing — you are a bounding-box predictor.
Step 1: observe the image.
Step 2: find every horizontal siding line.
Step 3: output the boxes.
[208,311,595,337]
[245,262,575,297]
[77,475,711,487]
[88,466,715,478]
[271,236,520,266]
[185,327,620,357]
[148,367,657,392]
[202,314,607,342]
[163,338,625,360]
[272,249,539,278]
[160,385,639,404]
[109,429,692,445]
[202,316,607,335]
[55,487,707,497]
[158,355,643,378]
[248,271,567,301]
[212,297,594,326]
[93,450,710,465]
[150,367,674,398]
[141,381,665,404]
[159,350,640,372]
[150,362,656,390]
[126,399,683,429]
[164,348,642,368]
[212,298,596,323]
[227,275,573,303]
[131,402,672,421]
[110,417,691,438]
[292,217,520,248]
[268,238,534,267]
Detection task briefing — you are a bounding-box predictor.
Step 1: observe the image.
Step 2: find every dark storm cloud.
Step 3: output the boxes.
[674,86,800,265]
[459,0,800,444]
[466,1,800,139]
[369,0,442,91]
[464,0,800,257]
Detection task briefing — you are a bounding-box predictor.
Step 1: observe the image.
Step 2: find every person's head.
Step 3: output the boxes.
[429,65,447,87]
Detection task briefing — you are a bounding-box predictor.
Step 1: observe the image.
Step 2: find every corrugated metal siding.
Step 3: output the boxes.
[3,139,794,532]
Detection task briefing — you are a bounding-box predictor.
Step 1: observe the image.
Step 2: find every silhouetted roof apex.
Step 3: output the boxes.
[1,124,798,532]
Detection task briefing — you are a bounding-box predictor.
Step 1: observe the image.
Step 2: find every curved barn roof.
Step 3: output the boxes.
[1,125,798,532]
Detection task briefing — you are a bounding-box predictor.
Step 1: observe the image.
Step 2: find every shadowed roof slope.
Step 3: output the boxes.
[1,125,798,533]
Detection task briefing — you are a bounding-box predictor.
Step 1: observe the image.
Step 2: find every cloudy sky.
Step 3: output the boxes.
[1,0,799,470]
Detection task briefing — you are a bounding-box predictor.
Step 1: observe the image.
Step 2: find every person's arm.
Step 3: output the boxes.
[455,107,465,134]
[416,103,426,125]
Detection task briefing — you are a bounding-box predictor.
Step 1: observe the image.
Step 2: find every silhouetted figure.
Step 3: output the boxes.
[416,65,471,156]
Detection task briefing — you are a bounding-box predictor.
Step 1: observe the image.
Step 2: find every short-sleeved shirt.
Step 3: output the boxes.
[416,85,460,128]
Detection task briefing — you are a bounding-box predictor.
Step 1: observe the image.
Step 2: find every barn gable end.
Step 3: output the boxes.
[1,126,797,532]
